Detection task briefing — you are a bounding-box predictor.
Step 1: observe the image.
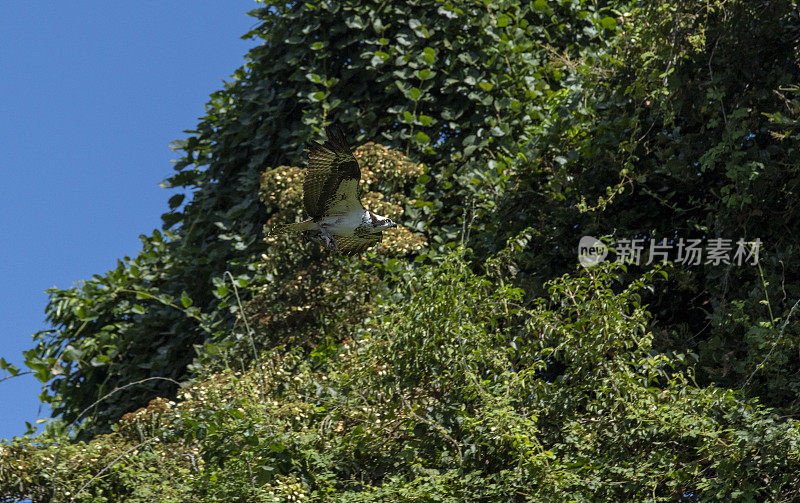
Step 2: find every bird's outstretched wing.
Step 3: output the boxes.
[304,126,363,218]
[334,231,382,254]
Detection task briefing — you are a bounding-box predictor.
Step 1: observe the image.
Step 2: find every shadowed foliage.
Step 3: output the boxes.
[4,0,800,501]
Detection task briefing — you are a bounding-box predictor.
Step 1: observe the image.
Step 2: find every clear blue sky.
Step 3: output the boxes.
[0,1,260,440]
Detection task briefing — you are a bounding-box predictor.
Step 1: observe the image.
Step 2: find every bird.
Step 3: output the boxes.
[269,126,397,253]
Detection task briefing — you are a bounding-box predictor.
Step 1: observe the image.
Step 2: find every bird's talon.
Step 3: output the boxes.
[319,227,337,250]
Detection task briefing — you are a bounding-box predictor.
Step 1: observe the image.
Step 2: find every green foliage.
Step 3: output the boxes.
[579,0,800,406]
[5,258,800,501]
[486,0,800,412]
[201,140,427,369]
[5,0,800,500]
[21,0,628,435]
[27,229,230,437]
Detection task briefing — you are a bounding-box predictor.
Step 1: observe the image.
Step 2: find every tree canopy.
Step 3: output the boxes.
[3,0,800,501]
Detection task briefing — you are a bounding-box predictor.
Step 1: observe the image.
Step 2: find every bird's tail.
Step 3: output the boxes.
[269,219,318,235]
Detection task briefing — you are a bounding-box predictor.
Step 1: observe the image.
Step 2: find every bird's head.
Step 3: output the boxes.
[380,217,398,230]
[367,211,398,231]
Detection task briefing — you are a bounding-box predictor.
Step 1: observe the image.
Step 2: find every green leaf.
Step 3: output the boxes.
[600,16,617,30]
[90,355,110,367]
[0,357,20,376]
[496,14,510,28]
[533,0,547,11]
[416,131,430,143]
[417,68,434,80]
[409,87,422,101]
[62,345,84,361]
[168,193,185,209]
[180,292,193,308]
[345,15,364,29]
[422,47,436,64]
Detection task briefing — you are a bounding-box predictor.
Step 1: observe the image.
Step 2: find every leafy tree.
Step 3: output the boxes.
[4,1,800,500]
[24,0,630,434]
[496,0,800,408]
[4,257,800,501]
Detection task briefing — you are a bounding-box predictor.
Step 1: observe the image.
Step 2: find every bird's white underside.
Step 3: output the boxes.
[319,209,368,237]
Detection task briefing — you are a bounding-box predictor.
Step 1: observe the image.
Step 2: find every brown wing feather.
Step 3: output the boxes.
[303,126,361,218]
[334,232,382,254]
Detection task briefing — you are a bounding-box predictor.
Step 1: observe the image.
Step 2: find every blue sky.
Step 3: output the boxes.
[0,1,260,440]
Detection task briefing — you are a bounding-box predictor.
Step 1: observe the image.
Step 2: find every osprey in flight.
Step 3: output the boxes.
[270,126,397,253]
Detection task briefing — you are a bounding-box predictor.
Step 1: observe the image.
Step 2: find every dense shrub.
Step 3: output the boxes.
[21,0,624,434]
[4,258,799,501]
[4,0,800,500]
